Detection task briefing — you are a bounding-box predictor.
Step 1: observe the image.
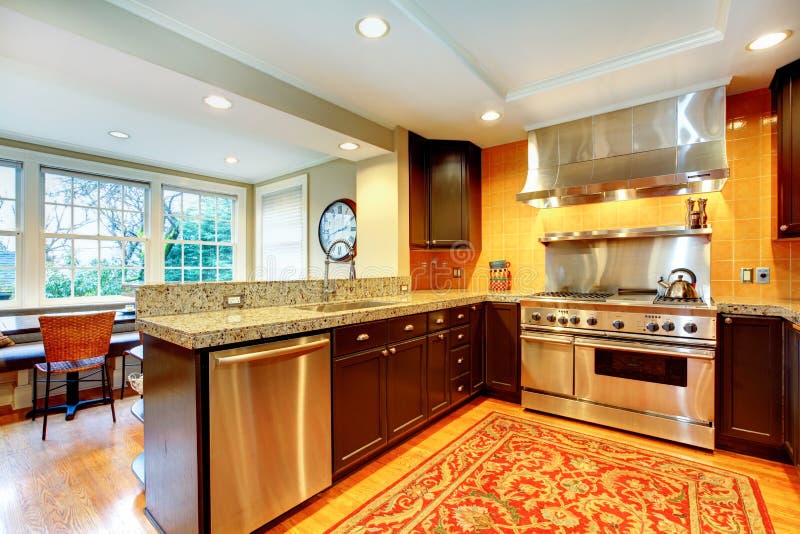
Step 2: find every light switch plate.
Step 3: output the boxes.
[755,267,770,284]
[740,268,753,283]
[223,294,244,308]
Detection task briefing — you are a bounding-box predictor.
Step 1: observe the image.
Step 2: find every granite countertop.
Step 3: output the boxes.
[137,290,524,349]
[137,290,800,350]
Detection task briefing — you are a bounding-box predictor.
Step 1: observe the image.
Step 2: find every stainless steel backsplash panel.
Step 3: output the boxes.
[544,235,711,298]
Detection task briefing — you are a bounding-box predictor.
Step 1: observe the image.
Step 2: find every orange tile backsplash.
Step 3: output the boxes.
[462,88,796,303]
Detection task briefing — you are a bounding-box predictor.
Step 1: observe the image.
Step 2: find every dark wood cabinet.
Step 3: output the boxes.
[427,332,449,417]
[408,131,481,249]
[771,58,800,238]
[786,323,800,468]
[469,303,485,392]
[387,337,427,443]
[717,314,787,461]
[332,347,387,477]
[485,302,520,402]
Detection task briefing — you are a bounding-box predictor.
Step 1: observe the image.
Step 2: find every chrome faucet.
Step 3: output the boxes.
[323,239,356,302]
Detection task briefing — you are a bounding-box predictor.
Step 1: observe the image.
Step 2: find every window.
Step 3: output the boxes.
[255,175,307,281]
[162,188,234,283]
[42,167,148,299]
[0,159,20,302]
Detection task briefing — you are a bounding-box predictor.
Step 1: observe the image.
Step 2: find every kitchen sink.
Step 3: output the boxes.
[292,300,393,313]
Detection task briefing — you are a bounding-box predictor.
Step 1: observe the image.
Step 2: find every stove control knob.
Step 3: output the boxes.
[557,316,568,325]
[531,312,542,321]
[683,322,698,334]
[586,317,598,326]
[612,320,624,329]
[546,314,557,323]
[569,315,580,325]
[662,321,675,332]
[645,322,659,332]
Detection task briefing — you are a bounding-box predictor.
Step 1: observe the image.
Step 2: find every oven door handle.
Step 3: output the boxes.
[574,338,715,360]
[521,333,574,345]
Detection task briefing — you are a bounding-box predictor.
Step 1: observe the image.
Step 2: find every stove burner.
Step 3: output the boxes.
[530,291,614,301]
[653,295,704,305]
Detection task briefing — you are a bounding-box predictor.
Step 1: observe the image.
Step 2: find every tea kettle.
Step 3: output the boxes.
[657,268,699,299]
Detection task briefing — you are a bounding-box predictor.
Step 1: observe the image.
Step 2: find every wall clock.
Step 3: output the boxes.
[318,198,356,261]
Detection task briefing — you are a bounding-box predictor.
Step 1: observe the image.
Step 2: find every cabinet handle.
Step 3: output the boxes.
[381,349,389,356]
[457,313,465,320]
[438,334,445,340]
[457,334,465,340]
[457,385,465,392]
[432,240,437,244]
[389,347,397,354]
[470,306,477,311]
[724,317,733,324]
[435,318,445,324]
[780,224,789,231]
[356,333,370,341]
[457,358,464,364]
[404,324,414,332]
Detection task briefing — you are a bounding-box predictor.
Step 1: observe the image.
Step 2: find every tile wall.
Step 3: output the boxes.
[464,88,796,303]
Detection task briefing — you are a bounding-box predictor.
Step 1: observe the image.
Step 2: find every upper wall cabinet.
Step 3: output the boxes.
[771,58,800,238]
[409,131,482,250]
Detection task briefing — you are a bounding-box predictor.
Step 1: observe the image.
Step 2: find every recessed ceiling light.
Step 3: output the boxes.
[356,16,390,39]
[203,94,233,110]
[481,110,502,121]
[339,142,360,151]
[108,130,130,139]
[746,30,792,51]
[224,156,239,164]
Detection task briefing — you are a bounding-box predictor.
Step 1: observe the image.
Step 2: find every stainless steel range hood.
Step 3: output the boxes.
[517,86,729,208]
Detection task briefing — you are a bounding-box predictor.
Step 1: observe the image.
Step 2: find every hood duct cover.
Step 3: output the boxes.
[517,86,729,208]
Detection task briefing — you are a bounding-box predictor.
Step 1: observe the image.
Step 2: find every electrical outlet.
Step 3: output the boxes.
[223,294,244,308]
[740,268,753,283]
[755,267,770,284]
[400,284,409,292]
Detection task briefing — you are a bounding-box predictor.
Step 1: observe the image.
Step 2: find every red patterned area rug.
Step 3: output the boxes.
[327,412,773,533]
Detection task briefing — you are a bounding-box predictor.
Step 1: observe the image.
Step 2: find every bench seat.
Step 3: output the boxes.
[0,331,141,372]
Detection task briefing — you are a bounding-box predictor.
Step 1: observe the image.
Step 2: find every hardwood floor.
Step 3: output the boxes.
[2,395,799,533]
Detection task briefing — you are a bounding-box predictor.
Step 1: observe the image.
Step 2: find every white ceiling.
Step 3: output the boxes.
[1,0,799,183]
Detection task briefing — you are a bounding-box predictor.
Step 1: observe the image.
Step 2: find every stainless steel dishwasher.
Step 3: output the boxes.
[208,332,331,533]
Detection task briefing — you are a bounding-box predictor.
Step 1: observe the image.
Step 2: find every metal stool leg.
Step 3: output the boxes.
[41,370,51,441]
[31,367,37,422]
[105,359,116,423]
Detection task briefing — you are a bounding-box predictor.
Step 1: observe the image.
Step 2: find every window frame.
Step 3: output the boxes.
[161,185,237,284]
[0,158,22,308]
[254,174,308,281]
[40,166,150,303]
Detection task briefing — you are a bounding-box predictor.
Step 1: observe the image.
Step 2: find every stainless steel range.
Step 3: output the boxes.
[520,228,717,449]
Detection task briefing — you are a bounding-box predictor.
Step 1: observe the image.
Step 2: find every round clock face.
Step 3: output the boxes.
[318,199,356,261]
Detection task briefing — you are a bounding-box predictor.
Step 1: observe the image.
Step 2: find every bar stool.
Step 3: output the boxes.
[34,311,116,440]
[120,340,143,400]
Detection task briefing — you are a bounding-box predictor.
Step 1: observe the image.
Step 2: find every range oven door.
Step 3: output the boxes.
[574,337,715,425]
[521,331,574,396]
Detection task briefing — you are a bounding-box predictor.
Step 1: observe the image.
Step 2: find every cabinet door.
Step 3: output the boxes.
[332,348,387,476]
[427,332,449,417]
[387,337,427,442]
[786,323,800,467]
[772,59,800,237]
[485,303,520,400]
[469,303,485,392]
[409,131,430,247]
[428,141,464,245]
[717,315,785,460]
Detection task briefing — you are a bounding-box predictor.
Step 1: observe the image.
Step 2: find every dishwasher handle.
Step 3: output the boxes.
[214,338,330,366]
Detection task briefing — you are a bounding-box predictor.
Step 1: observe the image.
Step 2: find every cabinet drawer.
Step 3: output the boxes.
[450,344,470,376]
[388,314,427,343]
[450,373,470,404]
[450,325,469,348]
[428,310,449,332]
[333,320,387,356]
[450,306,470,326]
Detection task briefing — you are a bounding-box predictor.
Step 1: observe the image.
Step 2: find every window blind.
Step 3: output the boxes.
[261,184,305,280]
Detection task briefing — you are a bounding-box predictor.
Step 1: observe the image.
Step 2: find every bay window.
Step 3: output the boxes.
[0,159,20,302]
